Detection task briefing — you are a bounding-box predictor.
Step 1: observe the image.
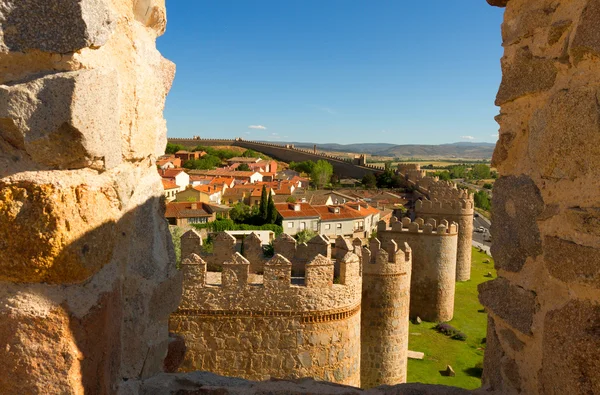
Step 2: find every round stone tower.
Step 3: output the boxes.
[415,190,474,281]
[377,217,458,322]
[360,238,412,388]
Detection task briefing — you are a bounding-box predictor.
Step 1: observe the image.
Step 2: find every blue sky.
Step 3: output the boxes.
[158,1,505,145]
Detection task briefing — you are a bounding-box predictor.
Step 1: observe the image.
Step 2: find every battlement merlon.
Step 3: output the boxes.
[379,218,459,235]
[362,238,411,275]
[414,197,474,215]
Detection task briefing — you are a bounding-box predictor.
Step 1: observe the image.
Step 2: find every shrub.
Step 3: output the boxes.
[434,322,467,341]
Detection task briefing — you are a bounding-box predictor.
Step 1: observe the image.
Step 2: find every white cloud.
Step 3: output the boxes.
[317,106,337,115]
[248,125,267,130]
[244,131,251,135]
[461,135,475,140]
[490,134,498,137]
[271,132,278,136]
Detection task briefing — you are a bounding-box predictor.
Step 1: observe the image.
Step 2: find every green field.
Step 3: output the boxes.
[406,248,496,389]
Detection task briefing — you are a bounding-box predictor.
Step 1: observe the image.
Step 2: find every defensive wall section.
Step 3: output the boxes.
[168,137,385,179]
[171,248,362,386]
[377,217,458,322]
[415,196,474,281]
[360,239,412,388]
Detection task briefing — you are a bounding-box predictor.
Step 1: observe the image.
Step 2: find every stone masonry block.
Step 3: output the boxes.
[479,278,539,335]
[529,87,600,181]
[544,236,600,288]
[496,46,557,105]
[0,181,119,283]
[0,69,121,170]
[491,175,544,272]
[540,300,600,393]
[570,0,600,63]
[0,0,115,53]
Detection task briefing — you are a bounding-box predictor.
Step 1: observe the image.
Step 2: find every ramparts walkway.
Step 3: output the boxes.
[168,137,385,179]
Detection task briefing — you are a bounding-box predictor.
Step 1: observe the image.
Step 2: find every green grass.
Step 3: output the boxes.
[407,247,496,389]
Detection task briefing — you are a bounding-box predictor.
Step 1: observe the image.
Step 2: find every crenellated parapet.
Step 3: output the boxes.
[377,218,458,322]
[171,248,362,386]
[360,237,412,388]
[273,233,331,275]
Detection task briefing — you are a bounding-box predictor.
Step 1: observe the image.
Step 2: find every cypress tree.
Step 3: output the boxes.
[267,193,277,224]
[259,185,268,222]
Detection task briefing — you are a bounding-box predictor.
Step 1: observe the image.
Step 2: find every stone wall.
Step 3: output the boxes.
[170,251,362,386]
[0,0,180,393]
[479,0,600,393]
[360,239,412,388]
[415,196,474,281]
[273,233,332,276]
[377,217,458,322]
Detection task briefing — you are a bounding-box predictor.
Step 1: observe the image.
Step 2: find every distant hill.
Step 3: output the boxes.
[273,141,495,160]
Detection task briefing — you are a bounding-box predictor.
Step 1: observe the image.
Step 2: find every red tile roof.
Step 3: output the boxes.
[275,202,320,219]
[161,179,179,190]
[312,205,365,221]
[158,168,186,178]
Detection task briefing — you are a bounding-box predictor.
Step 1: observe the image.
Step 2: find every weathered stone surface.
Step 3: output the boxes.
[481,317,503,391]
[565,206,600,237]
[0,181,119,283]
[0,69,121,171]
[0,0,115,53]
[501,0,558,44]
[498,328,525,352]
[0,298,83,394]
[570,0,600,63]
[487,0,509,7]
[529,87,600,181]
[540,300,600,393]
[133,0,167,34]
[164,333,187,373]
[141,372,471,394]
[544,236,600,287]
[496,47,557,105]
[491,175,544,272]
[479,278,538,335]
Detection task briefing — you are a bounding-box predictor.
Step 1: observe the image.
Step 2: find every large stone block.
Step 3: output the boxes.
[570,0,600,63]
[0,181,119,283]
[544,236,600,287]
[0,297,83,394]
[0,69,121,171]
[0,0,115,53]
[495,47,557,105]
[529,87,600,181]
[540,300,600,393]
[479,278,539,335]
[491,175,544,272]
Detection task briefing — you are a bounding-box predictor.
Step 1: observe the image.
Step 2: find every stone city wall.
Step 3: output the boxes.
[377,217,458,322]
[168,137,386,179]
[360,238,412,388]
[170,250,362,386]
[0,0,180,393]
[415,197,474,281]
[479,0,600,393]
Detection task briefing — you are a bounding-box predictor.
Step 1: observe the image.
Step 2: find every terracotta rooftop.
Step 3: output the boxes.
[275,202,320,219]
[161,179,179,190]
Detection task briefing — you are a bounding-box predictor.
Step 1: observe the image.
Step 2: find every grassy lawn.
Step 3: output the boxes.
[407,247,496,389]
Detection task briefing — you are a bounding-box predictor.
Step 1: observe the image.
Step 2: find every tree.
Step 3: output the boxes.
[165,142,185,154]
[296,229,317,244]
[474,190,491,211]
[259,185,268,222]
[310,160,333,189]
[266,193,278,224]
[362,173,377,189]
[433,171,451,181]
[286,196,296,203]
[289,160,316,175]
[471,164,491,180]
[229,202,253,223]
[237,163,251,171]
